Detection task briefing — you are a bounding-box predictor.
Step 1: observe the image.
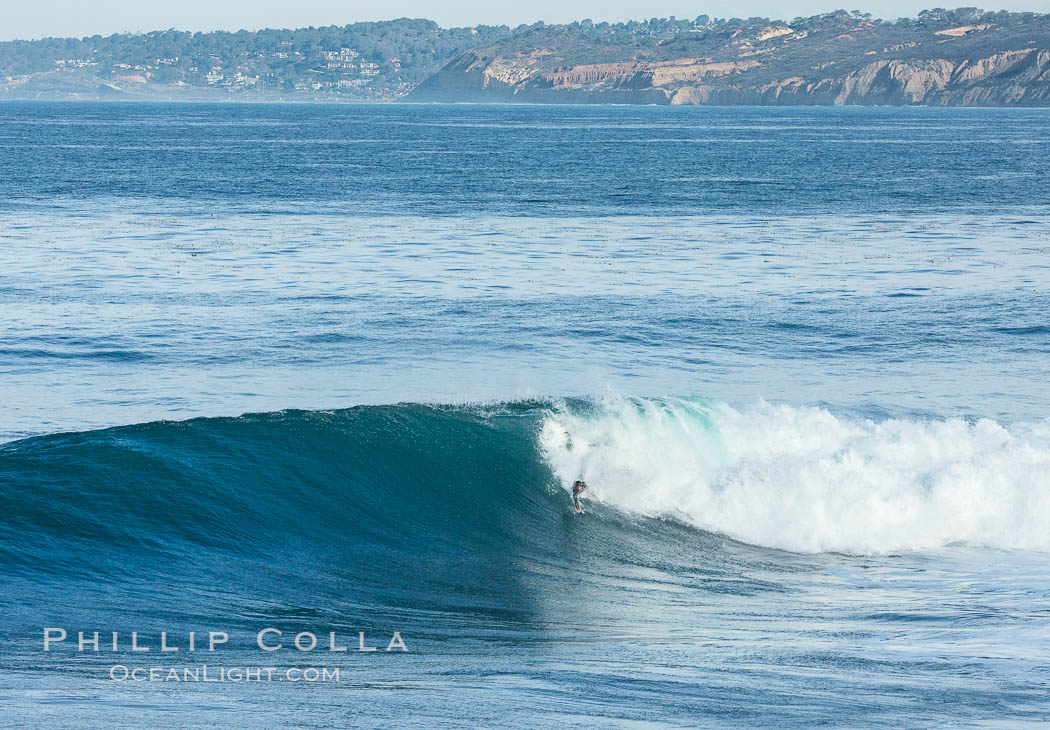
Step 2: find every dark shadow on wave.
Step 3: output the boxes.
[0,404,811,650]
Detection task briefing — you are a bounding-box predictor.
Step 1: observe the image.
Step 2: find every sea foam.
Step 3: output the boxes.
[540,398,1050,554]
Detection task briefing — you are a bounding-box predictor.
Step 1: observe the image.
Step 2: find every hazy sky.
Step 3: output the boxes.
[3,1,1048,42]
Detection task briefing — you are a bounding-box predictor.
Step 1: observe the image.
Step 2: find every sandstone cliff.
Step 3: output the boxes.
[408,13,1050,106]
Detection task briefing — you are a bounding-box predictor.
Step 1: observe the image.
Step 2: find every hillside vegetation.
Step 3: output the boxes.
[3,9,1049,104]
[409,8,1050,106]
[0,19,515,100]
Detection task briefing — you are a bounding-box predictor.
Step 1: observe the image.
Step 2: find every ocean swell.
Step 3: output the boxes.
[2,398,1048,581]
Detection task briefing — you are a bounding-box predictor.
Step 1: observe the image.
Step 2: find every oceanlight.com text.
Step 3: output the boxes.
[109,665,342,683]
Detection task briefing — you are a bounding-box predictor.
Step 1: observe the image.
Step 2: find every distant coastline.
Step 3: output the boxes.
[3,9,1049,106]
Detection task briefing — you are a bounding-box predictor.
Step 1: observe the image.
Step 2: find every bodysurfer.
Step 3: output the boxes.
[572,480,587,514]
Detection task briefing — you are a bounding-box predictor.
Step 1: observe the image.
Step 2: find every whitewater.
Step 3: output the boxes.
[542,398,1050,554]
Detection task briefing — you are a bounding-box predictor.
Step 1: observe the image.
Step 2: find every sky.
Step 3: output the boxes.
[2,0,1048,42]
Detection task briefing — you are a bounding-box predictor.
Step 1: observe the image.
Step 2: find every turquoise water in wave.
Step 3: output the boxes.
[1,103,1050,727]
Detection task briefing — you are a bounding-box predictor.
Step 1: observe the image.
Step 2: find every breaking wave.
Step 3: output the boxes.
[541,397,1050,553]
[2,397,1048,587]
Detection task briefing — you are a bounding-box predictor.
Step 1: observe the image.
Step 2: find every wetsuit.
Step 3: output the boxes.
[572,481,586,512]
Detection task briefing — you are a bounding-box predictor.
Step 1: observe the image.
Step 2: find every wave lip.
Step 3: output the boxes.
[540,397,1050,554]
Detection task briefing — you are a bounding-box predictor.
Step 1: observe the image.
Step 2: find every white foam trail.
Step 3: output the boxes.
[539,397,1050,554]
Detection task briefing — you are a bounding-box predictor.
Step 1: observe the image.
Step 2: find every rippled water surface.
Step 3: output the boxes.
[1,103,1049,728]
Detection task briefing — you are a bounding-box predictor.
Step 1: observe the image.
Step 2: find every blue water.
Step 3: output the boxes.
[1,102,1050,727]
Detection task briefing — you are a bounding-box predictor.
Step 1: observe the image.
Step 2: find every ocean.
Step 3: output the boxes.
[1,102,1049,727]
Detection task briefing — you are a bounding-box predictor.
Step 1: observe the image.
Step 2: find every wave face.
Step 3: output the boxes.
[3,398,1049,586]
[541,398,1050,554]
[0,404,564,595]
